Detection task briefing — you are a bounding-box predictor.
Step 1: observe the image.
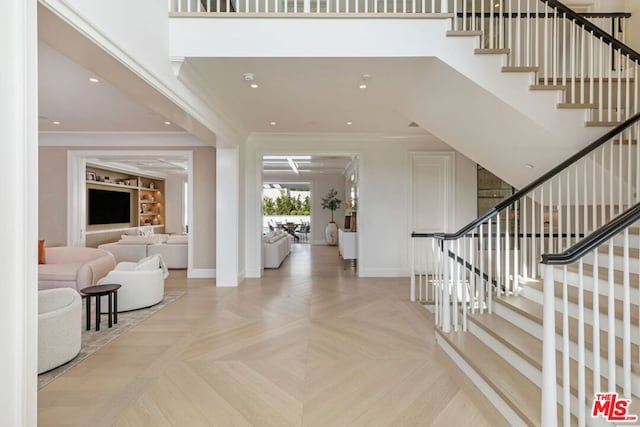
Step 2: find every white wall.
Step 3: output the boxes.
[165,174,186,234]
[625,0,640,53]
[244,135,477,278]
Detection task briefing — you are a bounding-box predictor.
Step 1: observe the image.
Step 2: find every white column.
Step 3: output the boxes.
[216,147,240,286]
[0,0,38,426]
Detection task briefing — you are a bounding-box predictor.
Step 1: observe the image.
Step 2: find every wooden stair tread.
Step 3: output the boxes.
[436,329,543,426]
[502,66,538,72]
[567,263,640,288]
[539,77,635,83]
[586,121,621,127]
[468,313,616,399]
[557,103,597,109]
[474,48,510,55]
[530,84,566,90]
[526,279,640,324]
[494,296,640,373]
[596,245,640,258]
[446,30,482,37]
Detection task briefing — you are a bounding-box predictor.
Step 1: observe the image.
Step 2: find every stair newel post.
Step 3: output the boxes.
[479,223,485,314]
[442,240,451,333]
[541,263,558,427]
[453,239,460,331]
[410,237,416,302]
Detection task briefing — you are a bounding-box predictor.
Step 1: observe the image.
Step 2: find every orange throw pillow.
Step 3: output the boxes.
[38,240,46,264]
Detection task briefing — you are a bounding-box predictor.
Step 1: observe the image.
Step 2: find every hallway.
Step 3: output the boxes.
[38,245,501,426]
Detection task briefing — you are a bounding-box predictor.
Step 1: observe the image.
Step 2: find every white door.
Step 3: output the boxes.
[410,152,454,274]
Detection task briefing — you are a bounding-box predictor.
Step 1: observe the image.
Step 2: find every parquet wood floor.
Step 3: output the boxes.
[38,244,504,426]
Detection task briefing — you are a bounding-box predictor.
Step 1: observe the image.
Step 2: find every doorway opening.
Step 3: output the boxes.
[260,153,358,274]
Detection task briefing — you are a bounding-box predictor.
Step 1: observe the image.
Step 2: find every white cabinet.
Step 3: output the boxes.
[338,229,357,260]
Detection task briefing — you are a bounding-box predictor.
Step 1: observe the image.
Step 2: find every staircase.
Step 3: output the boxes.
[411,100,640,425]
[435,228,640,426]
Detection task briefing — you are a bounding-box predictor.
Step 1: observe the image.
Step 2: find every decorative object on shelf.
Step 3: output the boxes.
[149,182,155,190]
[321,188,342,245]
[103,176,111,183]
[152,217,160,225]
[86,172,96,181]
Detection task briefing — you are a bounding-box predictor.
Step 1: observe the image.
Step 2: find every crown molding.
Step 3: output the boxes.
[247,132,439,144]
[39,131,210,147]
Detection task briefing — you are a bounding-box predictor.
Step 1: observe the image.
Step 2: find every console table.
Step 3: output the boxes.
[338,229,357,269]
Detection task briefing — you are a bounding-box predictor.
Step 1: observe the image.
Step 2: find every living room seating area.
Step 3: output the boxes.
[38,247,116,292]
[263,229,293,269]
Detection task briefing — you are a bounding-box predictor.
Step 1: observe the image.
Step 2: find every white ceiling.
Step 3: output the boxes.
[263,155,353,175]
[187,58,433,134]
[38,42,184,133]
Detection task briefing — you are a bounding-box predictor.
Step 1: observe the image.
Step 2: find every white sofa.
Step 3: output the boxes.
[38,247,116,292]
[148,235,187,269]
[97,254,167,311]
[263,230,293,269]
[99,234,187,268]
[98,234,168,263]
[38,288,81,374]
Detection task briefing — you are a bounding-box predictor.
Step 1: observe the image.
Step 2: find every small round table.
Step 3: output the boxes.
[80,284,122,331]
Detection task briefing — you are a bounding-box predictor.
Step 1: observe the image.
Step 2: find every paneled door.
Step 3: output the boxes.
[410,152,454,274]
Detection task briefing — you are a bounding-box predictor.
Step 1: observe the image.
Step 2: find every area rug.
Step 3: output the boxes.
[38,290,185,389]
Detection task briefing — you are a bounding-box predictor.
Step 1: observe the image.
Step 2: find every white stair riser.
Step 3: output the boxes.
[435,333,528,427]
[468,320,585,421]
[493,301,640,397]
[582,251,640,275]
[518,286,640,344]
[553,269,635,299]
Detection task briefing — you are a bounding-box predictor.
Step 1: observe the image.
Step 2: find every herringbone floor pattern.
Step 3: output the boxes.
[38,244,502,426]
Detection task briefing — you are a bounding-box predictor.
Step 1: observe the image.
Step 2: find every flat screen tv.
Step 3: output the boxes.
[88,189,131,225]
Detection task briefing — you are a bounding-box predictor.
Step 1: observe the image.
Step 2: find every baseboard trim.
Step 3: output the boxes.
[187,268,216,278]
[436,333,527,427]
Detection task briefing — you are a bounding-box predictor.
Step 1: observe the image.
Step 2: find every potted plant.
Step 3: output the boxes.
[321,188,341,245]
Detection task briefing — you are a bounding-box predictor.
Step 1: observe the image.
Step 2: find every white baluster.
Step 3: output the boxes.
[532,190,537,278]
[541,263,558,427]
[506,206,511,294]
[411,238,416,302]
[578,258,586,427]
[480,223,485,314]
[454,239,460,331]
[608,240,616,391]
[562,265,570,427]
[623,229,631,397]
[488,219,493,312]
[496,212,501,296]
[442,240,451,333]
[523,196,528,278]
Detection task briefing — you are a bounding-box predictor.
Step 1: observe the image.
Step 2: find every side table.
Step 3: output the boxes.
[80,284,122,331]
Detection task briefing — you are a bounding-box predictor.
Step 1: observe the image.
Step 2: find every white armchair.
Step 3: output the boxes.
[38,288,81,374]
[97,254,167,312]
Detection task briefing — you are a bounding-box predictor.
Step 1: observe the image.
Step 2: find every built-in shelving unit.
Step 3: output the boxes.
[85,164,165,234]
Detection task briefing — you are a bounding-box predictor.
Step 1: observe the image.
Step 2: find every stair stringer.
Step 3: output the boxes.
[432,33,606,144]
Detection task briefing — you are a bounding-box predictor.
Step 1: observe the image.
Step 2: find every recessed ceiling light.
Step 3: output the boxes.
[525,163,535,169]
[359,84,367,89]
[361,74,372,81]
[250,83,259,89]
[164,121,172,125]
[346,121,353,125]
[52,121,61,125]
[89,77,100,83]
[270,121,277,126]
